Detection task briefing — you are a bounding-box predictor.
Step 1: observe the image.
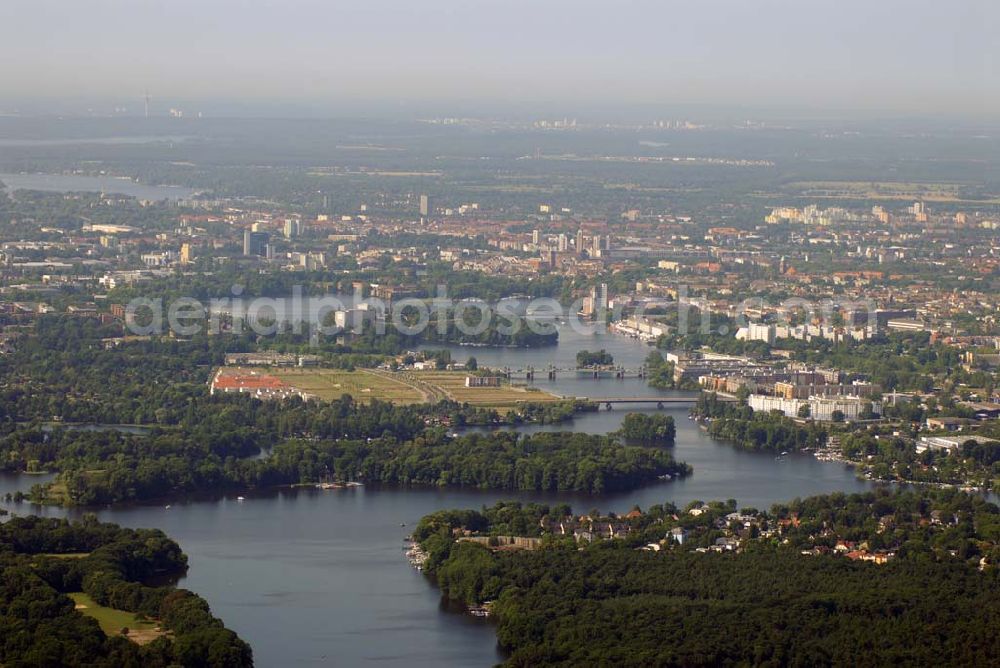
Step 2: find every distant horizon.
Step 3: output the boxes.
[2,0,995,119]
[0,97,998,128]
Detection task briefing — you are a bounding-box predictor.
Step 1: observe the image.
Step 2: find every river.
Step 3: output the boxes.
[0,326,873,667]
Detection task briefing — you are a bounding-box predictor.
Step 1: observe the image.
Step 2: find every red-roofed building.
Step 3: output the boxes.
[210,368,311,401]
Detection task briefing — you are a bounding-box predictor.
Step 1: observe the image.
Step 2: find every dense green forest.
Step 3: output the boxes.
[10,428,689,505]
[617,413,676,445]
[415,490,1000,666]
[0,516,251,667]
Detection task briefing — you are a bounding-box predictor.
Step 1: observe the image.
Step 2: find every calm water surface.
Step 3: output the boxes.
[0,172,198,200]
[0,327,873,667]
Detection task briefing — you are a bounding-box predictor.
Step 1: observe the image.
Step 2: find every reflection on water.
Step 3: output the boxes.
[0,471,56,497]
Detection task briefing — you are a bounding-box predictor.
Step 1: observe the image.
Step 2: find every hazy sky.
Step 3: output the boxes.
[1,0,996,116]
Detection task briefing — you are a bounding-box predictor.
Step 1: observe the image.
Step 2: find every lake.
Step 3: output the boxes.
[0,135,193,148]
[0,326,874,667]
[0,172,199,201]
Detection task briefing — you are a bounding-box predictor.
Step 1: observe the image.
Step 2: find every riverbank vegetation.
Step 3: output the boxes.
[838,430,1000,490]
[414,490,1000,666]
[643,350,676,389]
[617,413,676,445]
[419,311,559,348]
[693,392,827,452]
[0,516,252,667]
[575,349,613,367]
[692,391,1000,489]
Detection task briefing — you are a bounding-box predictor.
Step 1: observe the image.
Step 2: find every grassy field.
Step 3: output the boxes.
[40,479,71,505]
[776,181,1000,204]
[265,367,560,408]
[69,592,166,645]
[40,469,111,505]
[409,371,561,408]
[269,368,426,404]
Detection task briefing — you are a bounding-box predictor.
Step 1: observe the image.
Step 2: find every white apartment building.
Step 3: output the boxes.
[748,394,880,421]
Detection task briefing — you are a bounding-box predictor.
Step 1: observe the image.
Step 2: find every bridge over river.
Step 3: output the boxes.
[573,396,737,410]
[499,365,648,380]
